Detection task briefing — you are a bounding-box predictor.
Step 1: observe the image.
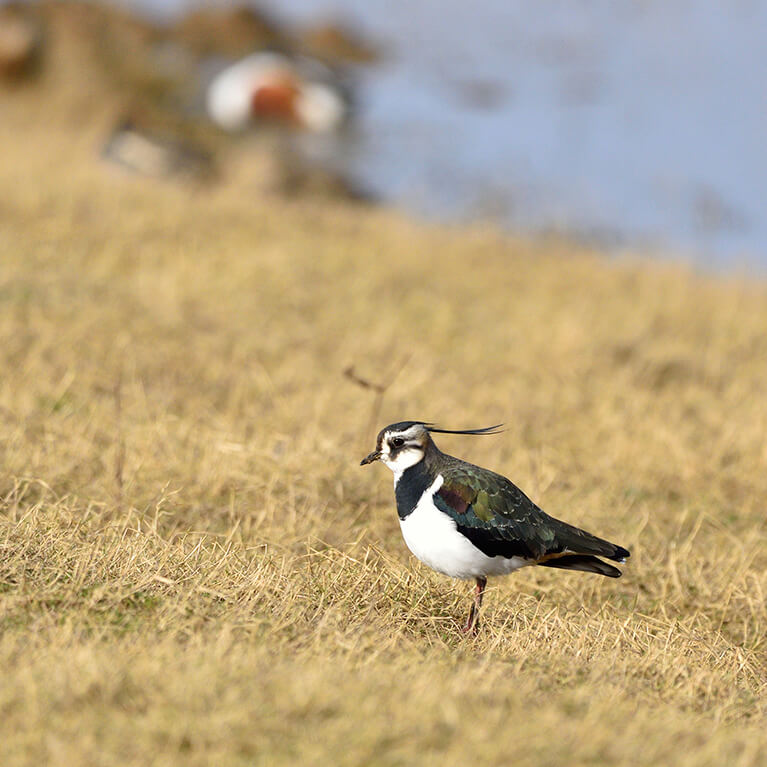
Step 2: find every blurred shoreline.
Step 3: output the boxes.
[124,0,767,271]
[2,0,766,272]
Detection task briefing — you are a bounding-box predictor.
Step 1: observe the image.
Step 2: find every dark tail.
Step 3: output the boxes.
[605,543,630,563]
[545,514,630,565]
[537,554,623,578]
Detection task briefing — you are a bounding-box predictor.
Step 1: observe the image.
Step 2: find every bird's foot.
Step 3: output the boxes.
[460,576,486,635]
[461,605,480,636]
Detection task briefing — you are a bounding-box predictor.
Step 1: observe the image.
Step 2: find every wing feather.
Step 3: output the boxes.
[434,460,629,567]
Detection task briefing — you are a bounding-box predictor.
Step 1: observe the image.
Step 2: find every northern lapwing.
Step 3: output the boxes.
[361,421,630,634]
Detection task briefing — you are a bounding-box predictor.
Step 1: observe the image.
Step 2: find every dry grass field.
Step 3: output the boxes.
[2,13,767,766]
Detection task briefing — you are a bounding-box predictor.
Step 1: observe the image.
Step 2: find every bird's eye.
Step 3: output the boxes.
[391,437,405,448]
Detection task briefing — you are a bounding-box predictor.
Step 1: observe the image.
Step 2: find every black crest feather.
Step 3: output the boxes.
[426,424,504,436]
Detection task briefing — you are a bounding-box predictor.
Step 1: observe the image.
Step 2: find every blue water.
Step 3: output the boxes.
[133,0,767,269]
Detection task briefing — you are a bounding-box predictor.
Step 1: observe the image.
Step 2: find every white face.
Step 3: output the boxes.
[379,427,426,476]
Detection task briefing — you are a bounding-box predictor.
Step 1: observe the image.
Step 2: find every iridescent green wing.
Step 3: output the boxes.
[434,460,628,562]
[434,460,556,560]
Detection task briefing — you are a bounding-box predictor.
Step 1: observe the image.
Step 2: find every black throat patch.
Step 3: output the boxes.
[394,460,436,520]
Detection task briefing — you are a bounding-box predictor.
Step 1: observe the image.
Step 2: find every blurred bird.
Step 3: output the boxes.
[206,51,351,133]
[361,421,630,634]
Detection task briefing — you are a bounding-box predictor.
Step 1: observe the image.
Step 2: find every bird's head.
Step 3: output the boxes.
[360,421,431,474]
[360,421,503,475]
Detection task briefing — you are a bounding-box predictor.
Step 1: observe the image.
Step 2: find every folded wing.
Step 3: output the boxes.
[434,461,630,577]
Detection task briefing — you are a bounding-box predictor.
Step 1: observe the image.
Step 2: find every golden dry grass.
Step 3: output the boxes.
[2,18,767,765]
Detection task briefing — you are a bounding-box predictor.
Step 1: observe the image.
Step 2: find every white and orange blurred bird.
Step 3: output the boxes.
[206,51,351,134]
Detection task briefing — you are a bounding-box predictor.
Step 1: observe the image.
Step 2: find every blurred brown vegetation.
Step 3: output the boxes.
[0,3,766,766]
[0,1,372,195]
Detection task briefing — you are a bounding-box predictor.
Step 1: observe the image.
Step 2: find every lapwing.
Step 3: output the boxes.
[361,421,630,633]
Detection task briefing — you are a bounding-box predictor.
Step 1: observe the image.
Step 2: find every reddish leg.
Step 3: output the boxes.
[462,576,487,635]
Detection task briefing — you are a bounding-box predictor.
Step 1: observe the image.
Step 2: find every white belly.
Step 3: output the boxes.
[398,475,532,579]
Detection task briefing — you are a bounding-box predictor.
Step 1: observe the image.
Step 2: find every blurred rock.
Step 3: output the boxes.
[102,119,215,181]
[693,187,747,234]
[0,7,43,81]
[206,52,352,133]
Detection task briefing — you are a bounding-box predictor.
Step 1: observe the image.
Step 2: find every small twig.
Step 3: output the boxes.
[343,366,386,393]
[113,370,125,510]
[344,355,411,439]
